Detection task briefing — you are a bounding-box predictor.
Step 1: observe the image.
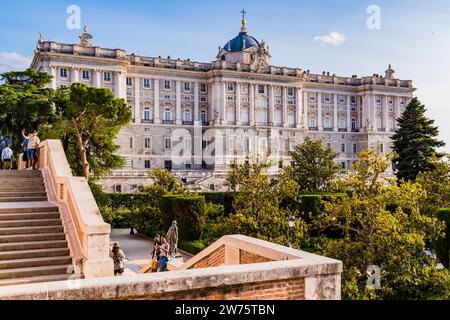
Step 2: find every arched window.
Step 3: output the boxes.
[390,116,396,130]
[376,116,383,130]
[201,110,208,124]
[309,117,317,129]
[183,108,191,122]
[164,108,172,121]
[352,119,357,131]
[339,117,346,129]
[324,115,332,129]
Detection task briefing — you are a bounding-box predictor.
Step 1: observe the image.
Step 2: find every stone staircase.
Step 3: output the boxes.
[0,170,75,286]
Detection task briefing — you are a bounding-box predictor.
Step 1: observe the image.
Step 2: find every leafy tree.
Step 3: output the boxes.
[392,97,445,182]
[0,69,56,152]
[213,160,307,246]
[315,148,450,300]
[41,83,131,179]
[416,155,450,216]
[289,137,339,192]
[139,168,184,195]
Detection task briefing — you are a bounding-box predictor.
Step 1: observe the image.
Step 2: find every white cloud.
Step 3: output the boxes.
[0,52,32,73]
[313,32,347,46]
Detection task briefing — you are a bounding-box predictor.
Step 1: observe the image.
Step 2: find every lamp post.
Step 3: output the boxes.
[289,214,296,248]
[130,195,135,235]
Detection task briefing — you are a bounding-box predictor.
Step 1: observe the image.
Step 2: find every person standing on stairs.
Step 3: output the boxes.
[1,144,13,170]
[22,130,40,170]
[21,134,29,169]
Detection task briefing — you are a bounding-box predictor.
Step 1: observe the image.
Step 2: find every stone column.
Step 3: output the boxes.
[72,67,79,83]
[221,81,227,125]
[318,93,323,131]
[333,94,338,132]
[372,95,378,132]
[49,66,57,90]
[394,96,399,130]
[236,82,241,125]
[282,86,288,128]
[249,84,255,126]
[134,76,141,124]
[114,71,126,99]
[303,91,308,129]
[154,79,161,124]
[211,82,217,124]
[383,95,389,132]
[194,82,200,125]
[93,70,101,88]
[347,95,352,132]
[269,85,275,126]
[176,80,182,125]
[296,87,302,128]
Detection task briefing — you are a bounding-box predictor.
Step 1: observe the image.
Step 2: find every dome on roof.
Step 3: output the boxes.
[223,31,260,52]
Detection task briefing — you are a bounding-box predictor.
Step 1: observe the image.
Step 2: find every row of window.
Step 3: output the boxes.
[127,78,208,93]
[140,108,208,123]
[307,93,408,106]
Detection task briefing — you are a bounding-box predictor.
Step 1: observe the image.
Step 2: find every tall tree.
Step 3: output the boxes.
[392,97,445,182]
[0,69,56,152]
[289,137,339,192]
[41,83,131,179]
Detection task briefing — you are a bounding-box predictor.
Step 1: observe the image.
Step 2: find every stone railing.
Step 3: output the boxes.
[37,140,113,278]
[0,235,342,300]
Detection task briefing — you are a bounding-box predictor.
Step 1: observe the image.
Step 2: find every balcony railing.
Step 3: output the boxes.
[309,127,318,131]
[351,129,359,133]
[183,121,194,125]
[324,128,333,132]
[162,120,174,125]
[141,119,154,124]
[338,128,347,132]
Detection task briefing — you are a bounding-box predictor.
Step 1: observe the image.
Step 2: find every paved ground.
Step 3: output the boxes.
[110,229,193,274]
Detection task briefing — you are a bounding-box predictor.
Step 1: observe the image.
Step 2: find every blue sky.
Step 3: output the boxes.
[1,0,449,151]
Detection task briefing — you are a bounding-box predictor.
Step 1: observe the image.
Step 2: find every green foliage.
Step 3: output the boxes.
[289,137,339,192]
[100,207,133,229]
[179,240,210,255]
[159,194,206,242]
[202,192,236,216]
[315,148,450,300]
[41,82,131,179]
[0,69,56,152]
[434,208,450,269]
[392,97,445,182]
[205,202,225,220]
[139,168,184,194]
[416,156,450,216]
[215,161,307,247]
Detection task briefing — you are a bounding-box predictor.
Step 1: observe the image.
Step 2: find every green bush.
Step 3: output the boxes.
[179,240,210,255]
[205,202,225,220]
[100,207,133,228]
[434,208,450,268]
[160,194,206,242]
[202,192,236,216]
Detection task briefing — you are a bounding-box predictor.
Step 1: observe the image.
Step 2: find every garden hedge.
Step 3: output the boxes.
[202,192,236,216]
[159,194,206,242]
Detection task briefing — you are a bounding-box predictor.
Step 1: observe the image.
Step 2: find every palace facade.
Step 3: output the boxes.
[31,16,415,192]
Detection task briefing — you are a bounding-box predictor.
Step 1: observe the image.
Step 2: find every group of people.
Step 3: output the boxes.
[110,236,170,276]
[0,129,40,170]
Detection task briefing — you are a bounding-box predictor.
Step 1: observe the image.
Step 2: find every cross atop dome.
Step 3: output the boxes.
[241,9,247,32]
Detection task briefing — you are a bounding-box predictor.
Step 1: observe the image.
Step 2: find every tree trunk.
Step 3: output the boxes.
[72,119,90,180]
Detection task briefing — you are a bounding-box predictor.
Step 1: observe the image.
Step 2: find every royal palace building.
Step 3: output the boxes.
[31,14,415,192]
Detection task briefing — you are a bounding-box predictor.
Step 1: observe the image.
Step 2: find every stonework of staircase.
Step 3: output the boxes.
[0,170,74,287]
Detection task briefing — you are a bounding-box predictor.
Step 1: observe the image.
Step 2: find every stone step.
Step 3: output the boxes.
[0,226,63,236]
[0,171,42,177]
[0,240,67,252]
[0,219,62,228]
[0,187,46,193]
[0,212,60,221]
[0,206,58,214]
[0,192,47,198]
[0,197,48,202]
[0,248,70,261]
[0,264,71,280]
[0,256,72,270]
[0,273,73,287]
[0,233,66,244]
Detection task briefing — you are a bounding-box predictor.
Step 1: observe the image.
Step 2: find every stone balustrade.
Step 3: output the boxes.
[37,140,113,278]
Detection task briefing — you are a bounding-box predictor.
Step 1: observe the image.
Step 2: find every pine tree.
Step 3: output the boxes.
[392,97,445,182]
